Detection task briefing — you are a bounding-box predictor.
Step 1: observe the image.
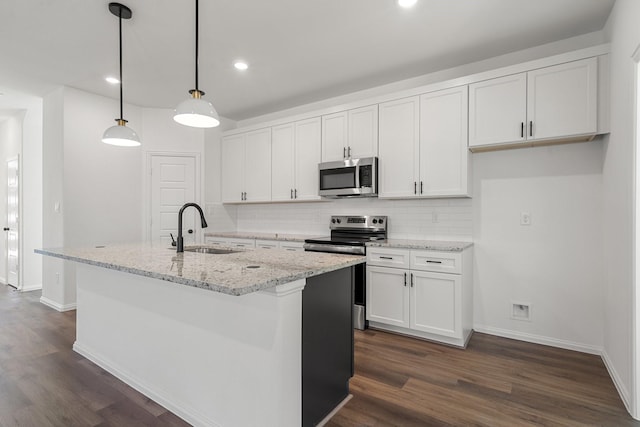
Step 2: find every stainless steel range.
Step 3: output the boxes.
[304,215,388,329]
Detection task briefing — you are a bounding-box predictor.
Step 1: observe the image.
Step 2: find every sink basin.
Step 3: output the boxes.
[183,247,240,255]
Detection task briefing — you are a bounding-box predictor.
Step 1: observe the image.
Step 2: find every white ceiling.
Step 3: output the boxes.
[0,0,615,121]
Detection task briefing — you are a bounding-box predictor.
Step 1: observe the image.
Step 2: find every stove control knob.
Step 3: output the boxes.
[336,218,341,224]
[379,218,384,224]
[331,218,336,224]
[372,219,378,224]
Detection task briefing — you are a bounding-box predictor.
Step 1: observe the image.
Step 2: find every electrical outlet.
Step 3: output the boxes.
[520,212,531,226]
[511,302,532,321]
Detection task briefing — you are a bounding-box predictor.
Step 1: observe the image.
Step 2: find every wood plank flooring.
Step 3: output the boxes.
[1,284,638,426]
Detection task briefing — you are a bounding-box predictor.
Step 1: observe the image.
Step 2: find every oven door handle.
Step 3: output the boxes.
[303,243,365,255]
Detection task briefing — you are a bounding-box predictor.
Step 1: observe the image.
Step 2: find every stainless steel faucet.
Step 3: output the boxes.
[176,203,208,252]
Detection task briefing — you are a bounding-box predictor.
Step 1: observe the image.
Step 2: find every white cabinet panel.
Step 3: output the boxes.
[411,271,461,338]
[468,73,527,148]
[294,117,321,201]
[378,97,420,198]
[279,241,305,252]
[527,57,598,140]
[222,129,271,203]
[419,86,470,197]
[271,123,296,202]
[366,266,410,328]
[221,134,245,203]
[321,105,378,162]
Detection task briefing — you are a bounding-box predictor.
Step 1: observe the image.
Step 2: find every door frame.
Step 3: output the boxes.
[143,151,202,243]
[632,42,640,420]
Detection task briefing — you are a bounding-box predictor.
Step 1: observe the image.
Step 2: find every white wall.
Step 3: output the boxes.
[601,0,640,415]
[0,90,43,292]
[42,87,210,309]
[472,140,604,353]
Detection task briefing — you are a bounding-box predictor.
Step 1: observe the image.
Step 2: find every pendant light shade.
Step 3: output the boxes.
[174,0,220,128]
[103,2,140,147]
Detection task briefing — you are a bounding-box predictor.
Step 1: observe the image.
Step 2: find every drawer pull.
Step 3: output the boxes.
[380,256,394,260]
[426,260,442,264]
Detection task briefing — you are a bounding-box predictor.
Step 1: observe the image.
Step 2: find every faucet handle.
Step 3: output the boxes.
[170,233,177,247]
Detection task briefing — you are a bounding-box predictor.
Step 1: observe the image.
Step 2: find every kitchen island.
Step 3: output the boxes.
[36,244,364,427]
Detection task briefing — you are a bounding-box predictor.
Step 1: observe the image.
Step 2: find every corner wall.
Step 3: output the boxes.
[602,0,640,415]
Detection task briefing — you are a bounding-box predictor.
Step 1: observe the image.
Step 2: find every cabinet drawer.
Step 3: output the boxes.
[205,237,255,248]
[255,239,278,249]
[367,247,410,268]
[410,250,461,274]
[280,241,305,252]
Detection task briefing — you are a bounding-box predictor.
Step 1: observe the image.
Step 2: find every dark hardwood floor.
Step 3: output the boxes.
[1,284,638,426]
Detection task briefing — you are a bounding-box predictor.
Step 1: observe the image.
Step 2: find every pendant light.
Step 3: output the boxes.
[173,0,220,128]
[102,2,141,147]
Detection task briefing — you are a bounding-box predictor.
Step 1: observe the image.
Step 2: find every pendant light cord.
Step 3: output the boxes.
[195,0,199,92]
[118,8,124,121]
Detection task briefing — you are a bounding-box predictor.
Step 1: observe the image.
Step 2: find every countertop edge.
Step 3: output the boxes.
[35,248,364,296]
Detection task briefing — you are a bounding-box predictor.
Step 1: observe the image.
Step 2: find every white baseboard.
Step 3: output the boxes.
[73,341,219,427]
[601,349,632,416]
[20,283,42,292]
[39,296,77,312]
[473,325,603,355]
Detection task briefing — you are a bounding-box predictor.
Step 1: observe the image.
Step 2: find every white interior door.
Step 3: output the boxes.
[6,157,19,288]
[150,155,197,247]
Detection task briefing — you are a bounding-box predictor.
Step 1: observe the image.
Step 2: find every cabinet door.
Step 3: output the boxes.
[271,123,296,202]
[279,241,305,252]
[221,134,245,203]
[468,73,527,148]
[419,86,469,197]
[378,97,420,198]
[366,266,410,328]
[527,57,597,141]
[348,105,378,159]
[294,117,321,201]
[410,271,461,338]
[244,128,272,202]
[255,239,278,249]
[321,112,347,162]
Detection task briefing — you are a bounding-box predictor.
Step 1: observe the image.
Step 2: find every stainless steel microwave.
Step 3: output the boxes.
[318,157,378,198]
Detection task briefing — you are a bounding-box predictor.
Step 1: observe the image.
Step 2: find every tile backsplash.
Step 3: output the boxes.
[209,198,472,241]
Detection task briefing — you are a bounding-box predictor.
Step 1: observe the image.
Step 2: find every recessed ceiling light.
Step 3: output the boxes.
[398,0,417,8]
[105,76,120,84]
[234,61,249,71]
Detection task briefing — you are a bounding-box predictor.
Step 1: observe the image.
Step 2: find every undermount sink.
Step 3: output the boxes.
[183,247,240,255]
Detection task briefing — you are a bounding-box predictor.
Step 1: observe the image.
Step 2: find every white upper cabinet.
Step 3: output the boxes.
[321,105,378,162]
[469,57,598,150]
[378,97,420,198]
[272,117,321,202]
[221,128,271,203]
[379,88,470,199]
[527,58,598,140]
[468,73,527,148]
[419,86,470,197]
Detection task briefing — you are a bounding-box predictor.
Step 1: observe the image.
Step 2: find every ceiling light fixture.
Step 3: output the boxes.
[102,3,140,147]
[105,76,120,84]
[173,0,220,128]
[234,61,248,71]
[397,0,418,8]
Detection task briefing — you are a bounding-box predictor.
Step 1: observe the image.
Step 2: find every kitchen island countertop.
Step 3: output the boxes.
[36,244,364,296]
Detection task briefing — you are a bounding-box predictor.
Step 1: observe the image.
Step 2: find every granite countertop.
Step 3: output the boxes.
[366,239,473,252]
[36,244,364,296]
[204,231,324,242]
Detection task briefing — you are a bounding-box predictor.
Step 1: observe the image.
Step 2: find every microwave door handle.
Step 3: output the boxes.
[354,165,360,189]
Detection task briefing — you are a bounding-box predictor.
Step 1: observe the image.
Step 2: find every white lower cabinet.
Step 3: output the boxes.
[204,237,256,248]
[366,246,473,347]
